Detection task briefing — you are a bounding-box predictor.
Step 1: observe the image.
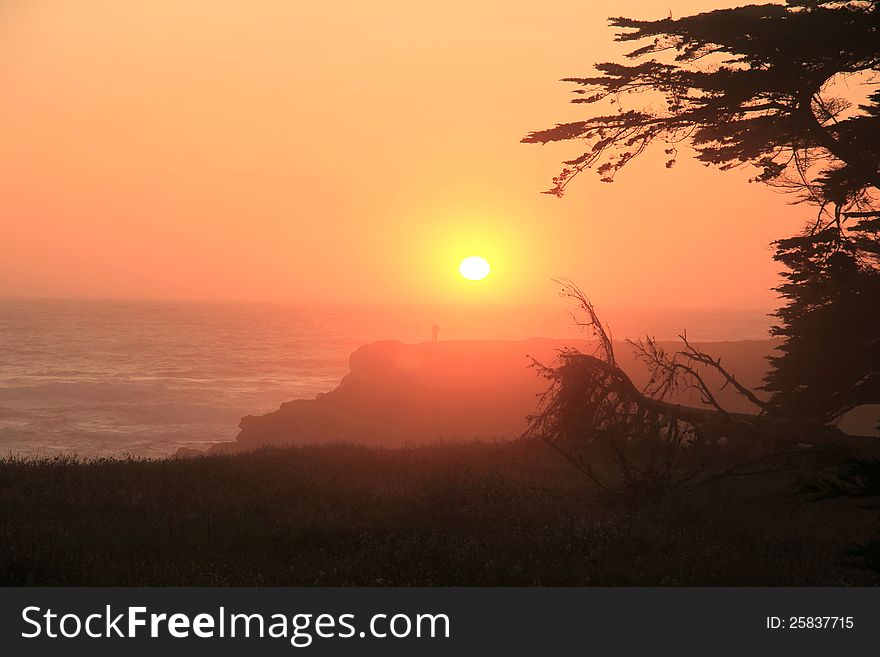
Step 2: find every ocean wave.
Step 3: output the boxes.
[0,406,33,420]
[0,380,170,403]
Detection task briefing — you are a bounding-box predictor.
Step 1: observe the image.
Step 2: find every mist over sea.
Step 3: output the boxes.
[0,299,773,457]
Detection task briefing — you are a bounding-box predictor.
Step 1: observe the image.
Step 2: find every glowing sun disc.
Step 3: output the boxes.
[459,256,491,281]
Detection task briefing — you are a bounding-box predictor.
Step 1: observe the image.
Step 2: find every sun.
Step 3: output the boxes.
[458,256,491,281]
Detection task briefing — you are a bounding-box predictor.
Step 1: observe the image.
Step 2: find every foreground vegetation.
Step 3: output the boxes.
[0,440,877,586]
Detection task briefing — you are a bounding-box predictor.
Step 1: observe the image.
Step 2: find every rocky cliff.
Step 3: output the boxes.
[213,338,780,452]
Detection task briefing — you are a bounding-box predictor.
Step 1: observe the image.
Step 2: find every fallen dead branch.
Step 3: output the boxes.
[525,280,867,491]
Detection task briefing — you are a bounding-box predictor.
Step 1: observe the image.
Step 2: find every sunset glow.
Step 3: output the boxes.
[0,0,801,308]
[1,0,877,603]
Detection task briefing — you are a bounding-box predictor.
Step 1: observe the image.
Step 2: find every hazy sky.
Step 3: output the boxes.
[1,0,804,308]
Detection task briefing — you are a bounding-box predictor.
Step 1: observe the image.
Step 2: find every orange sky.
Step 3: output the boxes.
[0,0,805,309]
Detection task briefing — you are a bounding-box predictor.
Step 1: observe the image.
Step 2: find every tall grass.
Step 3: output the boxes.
[0,441,874,585]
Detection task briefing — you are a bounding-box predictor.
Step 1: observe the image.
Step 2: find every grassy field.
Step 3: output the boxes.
[0,440,876,585]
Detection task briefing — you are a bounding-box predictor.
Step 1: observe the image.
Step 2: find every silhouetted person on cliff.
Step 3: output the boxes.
[431,323,439,342]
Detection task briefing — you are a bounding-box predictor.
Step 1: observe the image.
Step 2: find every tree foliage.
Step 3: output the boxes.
[524,1,880,423]
[522,0,880,207]
[766,216,880,420]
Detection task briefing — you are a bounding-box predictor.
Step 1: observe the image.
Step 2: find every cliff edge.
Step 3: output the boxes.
[218,338,782,452]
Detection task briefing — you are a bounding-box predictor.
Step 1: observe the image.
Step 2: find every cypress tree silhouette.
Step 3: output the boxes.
[524,1,879,424]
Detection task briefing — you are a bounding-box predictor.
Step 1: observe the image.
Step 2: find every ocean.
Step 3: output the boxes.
[0,299,773,457]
